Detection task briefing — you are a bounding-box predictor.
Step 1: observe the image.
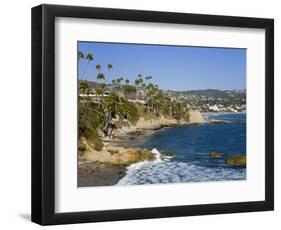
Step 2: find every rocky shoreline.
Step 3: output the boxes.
[80,109,205,163]
[78,110,205,187]
[78,111,247,187]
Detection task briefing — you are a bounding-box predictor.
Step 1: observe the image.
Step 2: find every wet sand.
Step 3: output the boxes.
[78,162,126,187]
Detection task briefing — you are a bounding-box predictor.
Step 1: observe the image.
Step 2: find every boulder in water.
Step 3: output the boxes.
[160,150,176,159]
[209,151,224,158]
[123,148,155,164]
[227,155,246,166]
[208,119,229,124]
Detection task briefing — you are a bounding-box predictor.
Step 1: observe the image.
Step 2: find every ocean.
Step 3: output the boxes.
[117,113,246,186]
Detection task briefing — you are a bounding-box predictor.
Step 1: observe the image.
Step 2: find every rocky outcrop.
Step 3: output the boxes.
[134,116,179,130]
[188,109,205,124]
[81,138,156,165]
[226,155,246,166]
[208,119,229,124]
[209,151,224,158]
[108,148,156,165]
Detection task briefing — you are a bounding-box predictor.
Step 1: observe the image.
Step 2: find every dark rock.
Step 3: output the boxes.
[209,151,224,158]
[160,150,176,159]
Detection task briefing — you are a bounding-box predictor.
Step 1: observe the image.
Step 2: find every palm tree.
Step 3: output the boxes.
[145,83,161,114]
[107,64,113,70]
[112,77,123,92]
[145,76,152,81]
[79,80,89,103]
[107,64,113,84]
[97,73,106,95]
[95,64,101,71]
[95,73,106,106]
[78,51,84,60]
[81,53,94,80]
[79,80,89,94]
[134,79,140,87]
[78,51,84,79]
[86,53,94,61]
[97,73,105,82]
[111,79,118,91]
[123,79,131,97]
[134,78,143,101]
[143,75,152,105]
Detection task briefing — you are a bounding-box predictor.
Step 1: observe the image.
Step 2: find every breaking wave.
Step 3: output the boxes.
[117,149,246,186]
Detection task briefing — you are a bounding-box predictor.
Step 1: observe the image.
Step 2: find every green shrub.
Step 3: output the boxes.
[87,130,104,151]
[93,138,103,151]
[79,102,105,138]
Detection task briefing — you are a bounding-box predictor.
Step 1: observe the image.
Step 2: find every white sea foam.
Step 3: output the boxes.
[151,148,162,162]
[123,148,169,172]
[117,159,246,186]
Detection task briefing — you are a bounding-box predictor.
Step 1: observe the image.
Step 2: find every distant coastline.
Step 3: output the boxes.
[203,111,246,115]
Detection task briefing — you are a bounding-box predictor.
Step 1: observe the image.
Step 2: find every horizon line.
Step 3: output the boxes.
[82,80,246,91]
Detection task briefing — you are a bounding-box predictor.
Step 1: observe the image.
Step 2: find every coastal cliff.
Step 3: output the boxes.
[188,109,205,124]
[133,109,205,130]
[78,109,205,186]
[80,109,204,165]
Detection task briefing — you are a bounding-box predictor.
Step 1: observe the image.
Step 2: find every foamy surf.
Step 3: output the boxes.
[116,148,172,185]
[117,159,246,186]
[151,148,165,162]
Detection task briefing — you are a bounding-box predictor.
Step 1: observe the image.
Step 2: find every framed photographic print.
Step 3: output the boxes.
[31,4,274,225]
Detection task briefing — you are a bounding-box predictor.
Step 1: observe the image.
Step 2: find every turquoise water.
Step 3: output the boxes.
[117,113,246,185]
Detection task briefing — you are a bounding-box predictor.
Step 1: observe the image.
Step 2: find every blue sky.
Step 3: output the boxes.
[78,41,246,91]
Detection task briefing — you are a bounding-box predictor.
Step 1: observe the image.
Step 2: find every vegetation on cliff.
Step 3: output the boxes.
[78,51,190,152]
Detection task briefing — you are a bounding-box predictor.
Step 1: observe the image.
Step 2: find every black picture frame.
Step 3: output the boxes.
[31,4,274,225]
